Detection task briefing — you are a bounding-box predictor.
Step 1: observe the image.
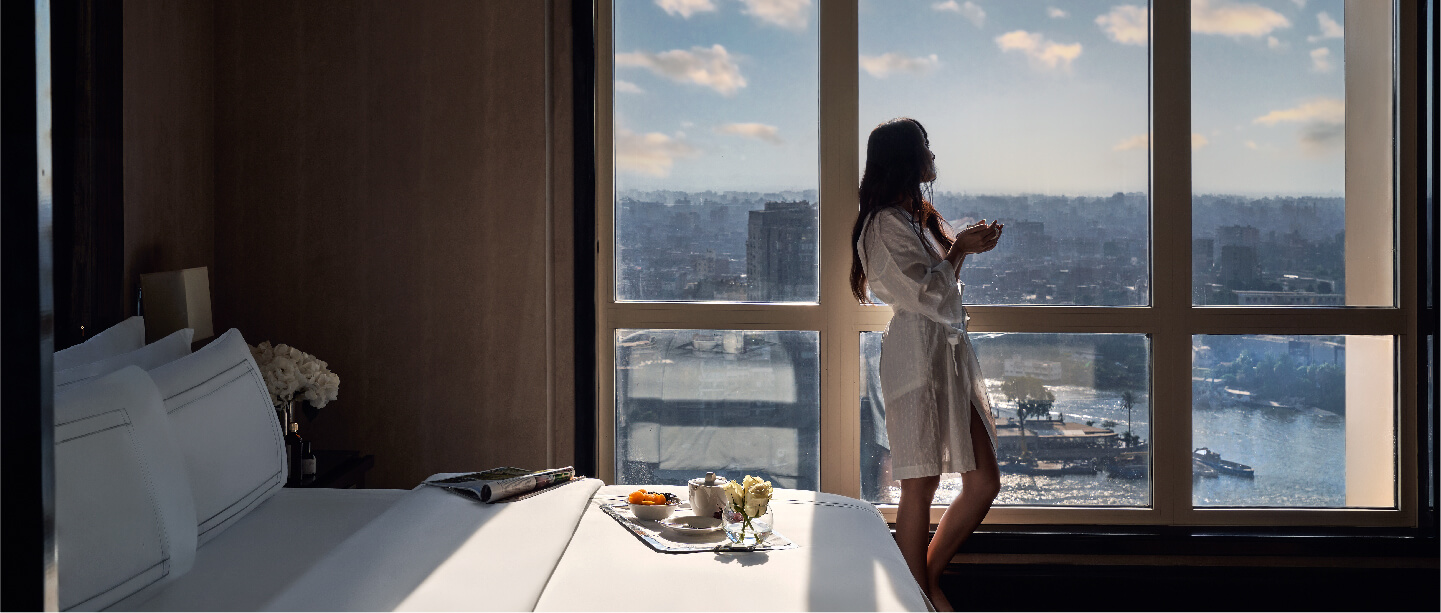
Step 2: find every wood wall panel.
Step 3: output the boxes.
[122,0,215,317]
[213,0,568,488]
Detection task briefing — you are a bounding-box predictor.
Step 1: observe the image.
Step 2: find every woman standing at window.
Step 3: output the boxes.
[850,118,1003,611]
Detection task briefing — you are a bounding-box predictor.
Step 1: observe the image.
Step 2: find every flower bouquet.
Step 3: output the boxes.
[249,341,340,419]
[721,475,774,545]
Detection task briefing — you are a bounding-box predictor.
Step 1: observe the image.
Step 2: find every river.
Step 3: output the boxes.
[891,382,1348,508]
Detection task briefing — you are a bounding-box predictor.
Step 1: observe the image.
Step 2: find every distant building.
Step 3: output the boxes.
[1193,238,1214,271]
[1217,225,1260,249]
[1220,245,1260,289]
[746,201,818,302]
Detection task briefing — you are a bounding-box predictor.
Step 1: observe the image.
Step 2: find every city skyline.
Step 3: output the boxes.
[615,0,1347,196]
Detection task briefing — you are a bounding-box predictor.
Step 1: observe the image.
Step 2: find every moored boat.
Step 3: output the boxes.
[1193,447,1255,478]
[1001,460,1097,476]
[1192,458,1218,478]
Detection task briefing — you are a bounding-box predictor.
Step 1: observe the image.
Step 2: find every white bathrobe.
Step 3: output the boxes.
[857,207,999,480]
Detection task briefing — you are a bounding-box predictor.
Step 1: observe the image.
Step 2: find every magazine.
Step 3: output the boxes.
[424,466,576,503]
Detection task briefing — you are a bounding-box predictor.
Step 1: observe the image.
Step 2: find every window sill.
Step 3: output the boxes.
[891,523,1440,560]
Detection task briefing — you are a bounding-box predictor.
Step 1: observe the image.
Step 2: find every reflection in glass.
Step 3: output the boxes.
[1192,335,1395,508]
[613,0,819,302]
[616,329,820,490]
[862,332,1151,507]
[859,0,1150,306]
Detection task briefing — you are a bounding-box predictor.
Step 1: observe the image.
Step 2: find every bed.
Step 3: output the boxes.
[54,324,929,612]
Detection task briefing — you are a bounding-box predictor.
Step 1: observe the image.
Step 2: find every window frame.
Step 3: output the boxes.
[592,0,1423,528]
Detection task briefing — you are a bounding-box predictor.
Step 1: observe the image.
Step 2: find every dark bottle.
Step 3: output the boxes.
[301,440,317,478]
[285,422,304,482]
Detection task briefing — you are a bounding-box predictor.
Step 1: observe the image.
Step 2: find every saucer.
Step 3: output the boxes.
[660,514,724,534]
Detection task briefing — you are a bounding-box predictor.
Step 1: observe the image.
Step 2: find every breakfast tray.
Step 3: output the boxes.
[597,502,800,554]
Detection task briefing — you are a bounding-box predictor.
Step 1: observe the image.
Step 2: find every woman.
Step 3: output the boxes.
[850,117,1003,611]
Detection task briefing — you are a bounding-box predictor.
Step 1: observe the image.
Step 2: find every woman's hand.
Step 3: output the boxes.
[948,220,1003,263]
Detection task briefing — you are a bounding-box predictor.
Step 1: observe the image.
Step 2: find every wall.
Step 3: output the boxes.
[123,0,215,317]
[209,0,574,488]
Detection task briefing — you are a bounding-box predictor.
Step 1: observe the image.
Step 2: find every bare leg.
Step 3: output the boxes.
[924,404,1001,611]
[896,475,940,600]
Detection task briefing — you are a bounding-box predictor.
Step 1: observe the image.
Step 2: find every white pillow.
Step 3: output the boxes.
[55,366,198,611]
[54,328,194,390]
[54,316,145,371]
[147,328,287,545]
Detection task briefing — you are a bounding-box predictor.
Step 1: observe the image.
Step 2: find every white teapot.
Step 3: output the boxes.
[687,472,730,520]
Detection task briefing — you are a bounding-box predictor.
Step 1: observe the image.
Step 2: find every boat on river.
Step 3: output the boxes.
[1000,459,1097,476]
[1192,458,1218,478]
[1193,447,1255,478]
[1104,451,1148,479]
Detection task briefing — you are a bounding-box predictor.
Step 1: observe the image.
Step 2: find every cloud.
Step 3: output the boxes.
[1244,140,1260,150]
[655,0,716,18]
[1253,97,1345,154]
[1048,7,1068,19]
[1253,97,1345,125]
[715,122,784,145]
[615,80,645,94]
[994,30,1083,72]
[1191,0,1291,38]
[1112,133,1208,151]
[1267,36,1287,49]
[1299,121,1344,152]
[1096,5,1148,45]
[1113,134,1149,151]
[1307,11,1344,42]
[1309,47,1333,72]
[859,52,941,78]
[933,1,986,27]
[616,44,747,96]
[739,0,811,30]
[1290,0,1307,7]
[615,128,700,176]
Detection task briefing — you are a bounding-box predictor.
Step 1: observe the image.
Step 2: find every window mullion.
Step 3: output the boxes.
[818,0,862,497]
[1150,0,1193,525]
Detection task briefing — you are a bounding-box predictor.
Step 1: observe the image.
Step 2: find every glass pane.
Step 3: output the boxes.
[616,329,820,490]
[613,0,819,302]
[859,0,1150,306]
[1192,335,1396,508]
[862,332,1152,507]
[1191,1,1395,306]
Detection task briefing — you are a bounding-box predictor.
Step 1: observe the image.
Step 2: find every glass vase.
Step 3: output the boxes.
[722,506,774,546]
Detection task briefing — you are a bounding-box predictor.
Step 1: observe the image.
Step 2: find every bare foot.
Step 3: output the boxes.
[928,584,954,612]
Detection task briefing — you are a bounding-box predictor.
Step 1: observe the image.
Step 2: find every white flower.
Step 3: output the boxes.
[250,341,341,409]
[723,479,746,511]
[743,476,772,517]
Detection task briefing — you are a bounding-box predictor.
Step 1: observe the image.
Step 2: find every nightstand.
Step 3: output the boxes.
[285,449,375,488]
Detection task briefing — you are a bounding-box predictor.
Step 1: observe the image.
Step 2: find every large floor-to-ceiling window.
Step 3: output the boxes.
[595,0,1422,527]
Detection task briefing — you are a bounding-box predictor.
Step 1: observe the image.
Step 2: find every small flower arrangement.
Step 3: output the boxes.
[249,341,340,409]
[722,474,773,542]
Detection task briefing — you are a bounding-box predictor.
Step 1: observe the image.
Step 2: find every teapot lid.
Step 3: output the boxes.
[690,472,728,486]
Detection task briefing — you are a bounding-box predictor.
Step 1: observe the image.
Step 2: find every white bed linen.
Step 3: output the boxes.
[122,488,406,612]
[262,477,604,612]
[534,485,930,612]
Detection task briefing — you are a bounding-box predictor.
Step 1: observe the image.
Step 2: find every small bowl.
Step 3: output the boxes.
[629,502,677,521]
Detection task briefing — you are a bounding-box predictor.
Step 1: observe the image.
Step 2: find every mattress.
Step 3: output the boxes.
[121,487,407,612]
[533,484,930,612]
[261,477,604,611]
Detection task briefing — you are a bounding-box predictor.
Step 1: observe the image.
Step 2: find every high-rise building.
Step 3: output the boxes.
[746,201,818,302]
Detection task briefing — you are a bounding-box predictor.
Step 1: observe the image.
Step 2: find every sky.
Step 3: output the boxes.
[613,0,1348,196]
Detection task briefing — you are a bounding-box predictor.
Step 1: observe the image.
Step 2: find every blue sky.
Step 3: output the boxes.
[614,0,1347,196]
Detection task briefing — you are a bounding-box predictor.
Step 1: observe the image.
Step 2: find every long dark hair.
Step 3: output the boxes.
[850,117,954,303]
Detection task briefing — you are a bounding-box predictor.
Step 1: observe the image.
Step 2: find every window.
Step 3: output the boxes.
[595,0,1420,528]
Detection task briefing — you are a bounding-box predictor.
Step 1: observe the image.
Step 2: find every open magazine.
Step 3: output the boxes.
[424,466,576,503]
